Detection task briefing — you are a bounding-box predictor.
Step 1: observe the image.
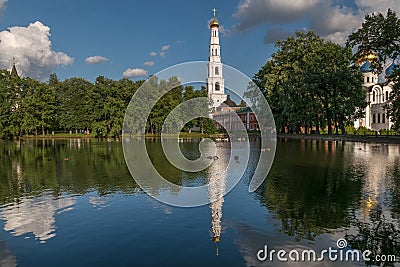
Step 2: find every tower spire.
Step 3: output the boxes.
[207,8,226,113]
[11,57,18,77]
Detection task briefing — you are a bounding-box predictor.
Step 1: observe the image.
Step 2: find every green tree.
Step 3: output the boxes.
[347,9,400,74]
[251,31,365,134]
[58,78,94,133]
[20,78,56,135]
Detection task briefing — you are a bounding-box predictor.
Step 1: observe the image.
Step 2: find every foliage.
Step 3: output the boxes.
[0,71,214,138]
[250,31,365,135]
[347,9,400,74]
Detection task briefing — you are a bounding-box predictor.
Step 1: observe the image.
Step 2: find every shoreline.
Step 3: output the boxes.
[6,133,400,144]
[277,133,400,144]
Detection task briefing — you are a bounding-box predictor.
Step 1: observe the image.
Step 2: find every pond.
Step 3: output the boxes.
[0,138,399,266]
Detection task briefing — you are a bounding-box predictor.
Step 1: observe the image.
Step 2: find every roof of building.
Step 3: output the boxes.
[360,59,373,73]
[356,51,377,65]
[11,64,18,77]
[222,94,237,107]
[385,62,398,77]
[209,17,219,28]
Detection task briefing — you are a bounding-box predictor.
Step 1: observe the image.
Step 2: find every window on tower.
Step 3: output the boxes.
[215,82,220,91]
[215,67,219,75]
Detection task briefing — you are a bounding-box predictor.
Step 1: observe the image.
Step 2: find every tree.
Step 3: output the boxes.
[20,78,56,135]
[0,70,22,137]
[250,31,365,134]
[347,9,400,74]
[58,78,94,133]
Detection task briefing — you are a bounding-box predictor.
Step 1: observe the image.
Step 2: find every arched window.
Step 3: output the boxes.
[373,114,376,124]
[372,91,376,102]
[386,91,389,101]
[215,67,219,75]
[215,82,220,91]
[367,76,370,83]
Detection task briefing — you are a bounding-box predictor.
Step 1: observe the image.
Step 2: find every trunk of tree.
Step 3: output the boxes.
[201,119,204,134]
[42,127,45,136]
[315,114,320,134]
[335,115,339,135]
[339,117,346,135]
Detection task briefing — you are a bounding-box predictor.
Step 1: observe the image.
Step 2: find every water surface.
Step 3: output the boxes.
[0,139,399,266]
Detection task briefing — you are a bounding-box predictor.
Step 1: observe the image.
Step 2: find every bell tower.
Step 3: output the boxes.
[207,8,227,112]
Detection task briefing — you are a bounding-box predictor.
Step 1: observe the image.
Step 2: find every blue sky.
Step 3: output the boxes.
[0,0,398,82]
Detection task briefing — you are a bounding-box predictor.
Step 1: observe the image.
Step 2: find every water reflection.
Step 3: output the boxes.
[0,241,16,267]
[207,143,229,255]
[0,194,75,242]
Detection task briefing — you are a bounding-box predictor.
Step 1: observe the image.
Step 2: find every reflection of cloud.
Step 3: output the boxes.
[89,196,108,209]
[0,195,75,242]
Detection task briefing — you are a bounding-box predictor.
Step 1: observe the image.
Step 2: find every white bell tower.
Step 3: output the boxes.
[207,8,227,112]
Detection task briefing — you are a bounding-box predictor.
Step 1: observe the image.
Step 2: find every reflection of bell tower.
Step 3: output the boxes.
[207,8,227,112]
[208,148,227,256]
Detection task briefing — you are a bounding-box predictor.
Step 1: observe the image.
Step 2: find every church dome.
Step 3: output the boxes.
[209,18,219,28]
[222,95,237,107]
[385,62,398,77]
[360,59,373,73]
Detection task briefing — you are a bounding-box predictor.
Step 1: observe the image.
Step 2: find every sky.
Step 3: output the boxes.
[0,0,399,82]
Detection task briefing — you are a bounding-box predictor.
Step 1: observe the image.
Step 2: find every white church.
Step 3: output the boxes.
[354,54,398,131]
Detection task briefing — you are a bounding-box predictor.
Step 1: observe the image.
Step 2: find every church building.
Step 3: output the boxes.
[354,53,398,131]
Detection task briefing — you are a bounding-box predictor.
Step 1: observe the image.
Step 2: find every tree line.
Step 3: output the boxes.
[0,72,213,138]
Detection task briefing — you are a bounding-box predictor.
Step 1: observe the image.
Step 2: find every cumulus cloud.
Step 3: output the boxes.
[149,51,157,57]
[0,21,73,80]
[159,52,165,58]
[232,0,400,45]
[85,55,108,64]
[233,0,319,32]
[143,61,154,67]
[122,68,147,78]
[161,45,170,51]
[264,27,293,44]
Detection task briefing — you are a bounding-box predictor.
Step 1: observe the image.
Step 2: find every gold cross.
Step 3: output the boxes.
[212,8,217,18]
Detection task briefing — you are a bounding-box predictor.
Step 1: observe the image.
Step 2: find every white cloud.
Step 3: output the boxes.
[159,52,165,58]
[123,68,147,78]
[143,61,154,67]
[232,0,400,45]
[355,0,400,15]
[233,0,320,31]
[85,55,108,64]
[161,45,170,51]
[150,51,157,57]
[0,21,73,80]
[0,0,6,11]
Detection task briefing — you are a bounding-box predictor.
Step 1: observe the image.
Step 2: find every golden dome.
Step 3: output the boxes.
[356,51,378,65]
[209,17,219,28]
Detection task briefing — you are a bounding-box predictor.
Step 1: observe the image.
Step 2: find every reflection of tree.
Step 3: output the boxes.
[255,140,363,241]
[0,139,139,205]
[346,206,400,266]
